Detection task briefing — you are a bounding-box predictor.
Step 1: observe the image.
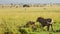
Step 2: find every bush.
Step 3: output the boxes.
[4,31,13,34]
[18,28,28,34]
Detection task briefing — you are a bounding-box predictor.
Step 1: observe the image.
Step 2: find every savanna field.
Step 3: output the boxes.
[0,6,60,34]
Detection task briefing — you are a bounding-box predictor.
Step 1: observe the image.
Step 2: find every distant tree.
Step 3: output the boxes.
[11,3,13,6]
[10,3,14,8]
[23,4,30,7]
[50,2,53,6]
[2,5,4,8]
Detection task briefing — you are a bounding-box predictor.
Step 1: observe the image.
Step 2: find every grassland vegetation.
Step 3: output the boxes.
[0,6,60,34]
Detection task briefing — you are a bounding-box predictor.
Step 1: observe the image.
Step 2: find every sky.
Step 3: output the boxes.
[0,0,60,4]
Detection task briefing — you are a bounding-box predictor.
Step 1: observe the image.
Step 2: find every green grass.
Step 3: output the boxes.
[0,7,60,34]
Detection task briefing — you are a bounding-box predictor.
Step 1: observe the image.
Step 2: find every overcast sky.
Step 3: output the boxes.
[0,0,60,4]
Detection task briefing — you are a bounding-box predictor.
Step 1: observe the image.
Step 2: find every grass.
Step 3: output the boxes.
[0,6,60,34]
